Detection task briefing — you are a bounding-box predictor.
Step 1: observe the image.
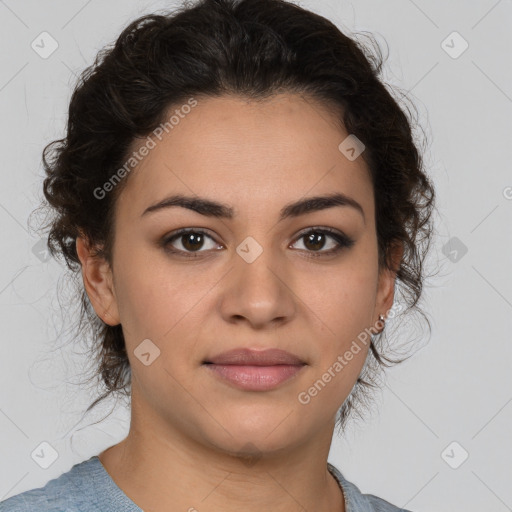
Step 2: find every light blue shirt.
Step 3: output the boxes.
[0,455,412,511]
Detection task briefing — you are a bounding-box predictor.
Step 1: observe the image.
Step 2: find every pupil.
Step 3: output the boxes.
[305,232,325,251]
[183,233,203,251]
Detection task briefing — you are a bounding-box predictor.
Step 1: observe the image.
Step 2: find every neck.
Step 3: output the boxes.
[98,395,345,512]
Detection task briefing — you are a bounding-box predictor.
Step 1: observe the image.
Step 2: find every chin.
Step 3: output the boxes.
[201,417,306,458]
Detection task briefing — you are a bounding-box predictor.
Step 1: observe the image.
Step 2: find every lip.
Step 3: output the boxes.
[202,348,306,391]
[204,348,305,366]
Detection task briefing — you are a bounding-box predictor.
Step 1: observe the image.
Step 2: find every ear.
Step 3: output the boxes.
[76,235,120,326]
[374,241,404,325]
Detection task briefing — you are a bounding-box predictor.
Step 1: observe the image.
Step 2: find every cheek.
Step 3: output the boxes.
[112,251,216,352]
[113,263,208,404]
[301,256,378,338]
[296,281,373,415]
[296,255,377,394]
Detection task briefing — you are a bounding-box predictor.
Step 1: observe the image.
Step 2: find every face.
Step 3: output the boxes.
[78,93,400,458]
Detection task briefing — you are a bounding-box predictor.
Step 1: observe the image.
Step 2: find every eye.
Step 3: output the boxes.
[162,228,222,257]
[290,227,355,257]
[161,226,355,259]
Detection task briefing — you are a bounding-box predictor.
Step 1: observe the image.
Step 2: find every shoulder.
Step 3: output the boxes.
[328,463,414,512]
[0,456,104,512]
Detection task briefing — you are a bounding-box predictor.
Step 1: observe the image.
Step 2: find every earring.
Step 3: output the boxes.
[377,314,386,334]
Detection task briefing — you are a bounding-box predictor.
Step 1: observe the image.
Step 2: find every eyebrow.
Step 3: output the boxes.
[141,192,365,223]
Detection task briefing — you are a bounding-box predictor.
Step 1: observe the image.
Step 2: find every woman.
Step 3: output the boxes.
[0,0,435,510]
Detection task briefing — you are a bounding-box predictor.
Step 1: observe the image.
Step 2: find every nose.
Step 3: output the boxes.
[218,242,297,329]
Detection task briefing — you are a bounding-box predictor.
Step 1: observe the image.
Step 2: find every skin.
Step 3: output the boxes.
[76,93,402,512]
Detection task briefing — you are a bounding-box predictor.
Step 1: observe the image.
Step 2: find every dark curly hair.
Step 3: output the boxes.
[30,0,437,434]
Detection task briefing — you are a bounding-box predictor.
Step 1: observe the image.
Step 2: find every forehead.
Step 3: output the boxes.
[116,93,374,223]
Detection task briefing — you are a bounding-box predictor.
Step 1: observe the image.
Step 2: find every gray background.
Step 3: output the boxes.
[0,0,511,510]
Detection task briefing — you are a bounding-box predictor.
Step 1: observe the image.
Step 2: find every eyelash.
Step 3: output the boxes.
[161,227,355,259]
